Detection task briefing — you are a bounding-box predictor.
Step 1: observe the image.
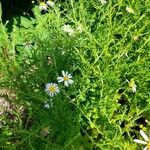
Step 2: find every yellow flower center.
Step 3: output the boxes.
[40,2,45,6]
[49,86,56,93]
[147,141,150,150]
[63,76,69,81]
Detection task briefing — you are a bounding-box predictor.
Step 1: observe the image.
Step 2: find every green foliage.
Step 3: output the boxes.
[0,0,150,150]
[0,2,2,22]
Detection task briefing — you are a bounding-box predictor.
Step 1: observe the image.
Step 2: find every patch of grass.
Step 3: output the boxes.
[0,0,150,149]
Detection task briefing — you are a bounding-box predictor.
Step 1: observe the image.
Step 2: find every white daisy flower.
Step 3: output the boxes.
[126,6,134,14]
[99,0,107,5]
[39,2,47,11]
[46,1,54,7]
[62,24,75,36]
[45,83,59,97]
[57,71,74,87]
[133,130,150,150]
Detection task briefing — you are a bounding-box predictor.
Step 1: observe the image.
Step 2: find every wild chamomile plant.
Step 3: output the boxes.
[0,0,150,149]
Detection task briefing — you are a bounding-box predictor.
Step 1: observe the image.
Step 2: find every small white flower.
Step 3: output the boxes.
[44,102,50,108]
[39,2,47,11]
[62,24,71,32]
[77,25,84,33]
[44,99,53,109]
[68,29,75,36]
[126,79,137,93]
[126,6,134,14]
[133,130,150,150]
[46,1,54,7]
[62,24,75,36]
[99,0,107,5]
[45,83,59,97]
[24,42,32,49]
[57,71,74,87]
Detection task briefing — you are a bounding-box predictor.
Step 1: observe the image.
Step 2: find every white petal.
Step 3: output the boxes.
[47,1,54,7]
[68,79,74,84]
[68,74,72,78]
[48,92,52,97]
[100,0,107,5]
[57,77,64,82]
[53,83,57,86]
[133,139,147,145]
[45,83,50,88]
[44,103,50,108]
[143,146,148,150]
[45,87,49,92]
[46,83,50,86]
[56,88,59,93]
[57,77,62,80]
[132,84,137,92]
[62,70,65,76]
[51,93,54,97]
[64,81,69,87]
[140,130,149,141]
[65,71,68,76]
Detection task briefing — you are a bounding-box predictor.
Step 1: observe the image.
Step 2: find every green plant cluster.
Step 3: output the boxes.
[0,0,150,150]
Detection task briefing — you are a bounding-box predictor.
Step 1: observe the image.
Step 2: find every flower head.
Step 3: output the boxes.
[57,71,74,87]
[39,2,47,11]
[129,79,137,93]
[133,130,150,150]
[126,6,134,14]
[99,0,107,5]
[46,1,54,7]
[45,83,59,97]
[126,79,137,93]
[62,24,75,36]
